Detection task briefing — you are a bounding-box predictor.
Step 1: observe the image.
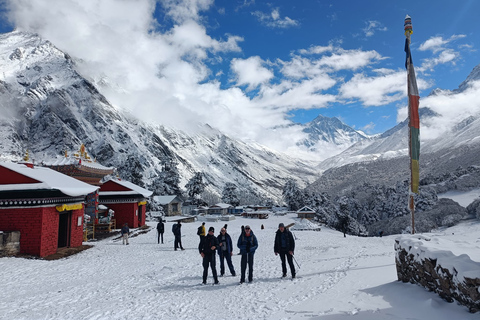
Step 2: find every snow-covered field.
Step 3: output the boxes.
[1,214,479,320]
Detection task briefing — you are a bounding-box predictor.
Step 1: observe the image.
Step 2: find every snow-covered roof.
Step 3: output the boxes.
[0,161,98,197]
[43,156,114,171]
[297,206,315,213]
[210,203,232,209]
[101,179,153,198]
[153,195,181,204]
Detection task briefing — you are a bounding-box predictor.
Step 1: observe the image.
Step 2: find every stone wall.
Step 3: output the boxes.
[0,231,20,256]
[395,237,480,313]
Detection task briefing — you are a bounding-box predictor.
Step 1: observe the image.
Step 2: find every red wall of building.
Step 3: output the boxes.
[0,206,85,257]
[107,202,145,229]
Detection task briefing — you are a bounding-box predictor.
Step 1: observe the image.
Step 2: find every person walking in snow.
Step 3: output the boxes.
[199,226,219,285]
[237,225,258,283]
[121,223,130,245]
[172,221,184,250]
[157,218,165,244]
[274,223,296,279]
[217,227,236,277]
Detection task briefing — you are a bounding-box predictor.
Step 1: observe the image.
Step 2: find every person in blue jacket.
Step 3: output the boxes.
[217,227,236,277]
[237,225,258,283]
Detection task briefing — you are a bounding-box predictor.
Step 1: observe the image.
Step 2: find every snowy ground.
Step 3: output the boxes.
[1,214,479,320]
[438,188,480,207]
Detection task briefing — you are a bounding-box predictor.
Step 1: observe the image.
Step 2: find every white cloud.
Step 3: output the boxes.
[419,34,465,53]
[363,20,387,37]
[161,0,214,24]
[4,0,474,160]
[339,69,432,106]
[230,56,274,89]
[252,8,299,28]
[417,34,466,72]
[420,49,459,72]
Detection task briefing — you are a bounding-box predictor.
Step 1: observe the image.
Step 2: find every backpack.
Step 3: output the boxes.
[197,226,202,236]
[172,224,177,233]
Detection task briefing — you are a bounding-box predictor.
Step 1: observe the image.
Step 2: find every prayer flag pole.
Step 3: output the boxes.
[404,15,420,234]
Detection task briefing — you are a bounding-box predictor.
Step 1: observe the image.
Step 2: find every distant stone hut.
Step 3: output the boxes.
[152,195,183,216]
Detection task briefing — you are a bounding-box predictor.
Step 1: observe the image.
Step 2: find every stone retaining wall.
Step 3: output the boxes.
[0,231,20,256]
[395,237,480,313]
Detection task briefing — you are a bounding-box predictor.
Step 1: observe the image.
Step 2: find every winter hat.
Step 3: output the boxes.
[208,226,215,232]
[202,222,205,225]
[279,223,285,228]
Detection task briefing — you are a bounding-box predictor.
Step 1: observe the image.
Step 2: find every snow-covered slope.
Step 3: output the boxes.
[0,215,478,319]
[0,31,318,202]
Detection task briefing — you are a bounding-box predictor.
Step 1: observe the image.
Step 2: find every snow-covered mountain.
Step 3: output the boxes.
[299,114,369,150]
[316,63,480,174]
[1,29,479,206]
[0,31,318,202]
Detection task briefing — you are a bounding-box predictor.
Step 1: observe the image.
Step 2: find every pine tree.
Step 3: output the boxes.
[282,179,303,211]
[222,182,240,206]
[154,158,181,196]
[185,172,206,204]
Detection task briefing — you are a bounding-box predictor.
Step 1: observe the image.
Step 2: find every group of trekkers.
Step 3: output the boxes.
[156,219,296,285]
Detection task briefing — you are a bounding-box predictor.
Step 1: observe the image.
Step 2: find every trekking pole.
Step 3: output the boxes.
[292,254,301,269]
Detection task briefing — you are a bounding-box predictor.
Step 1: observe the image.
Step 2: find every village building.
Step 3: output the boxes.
[228,206,244,215]
[191,206,209,215]
[297,206,316,219]
[0,161,98,257]
[152,195,183,216]
[208,203,232,215]
[244,210,270,219]
[98,179,153,228]
[42,145,115,222]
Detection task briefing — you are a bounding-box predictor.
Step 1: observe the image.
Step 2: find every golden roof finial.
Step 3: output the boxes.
[80,144,86,157]
[23,150,30,161]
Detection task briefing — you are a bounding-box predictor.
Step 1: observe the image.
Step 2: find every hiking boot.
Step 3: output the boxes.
[292,274,296,279]
[232,272,236,276]
[202,281,206,285]
[214,280,219,285]
[282,273,287,278]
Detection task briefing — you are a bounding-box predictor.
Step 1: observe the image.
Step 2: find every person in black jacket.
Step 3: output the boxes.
[274,223,296,278]
[199,227,219,284]
[172,221,184,251]
[217,227,236,276]
[157,218,165,244]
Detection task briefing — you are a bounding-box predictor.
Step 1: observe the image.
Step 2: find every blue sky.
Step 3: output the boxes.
[0,0,479,158]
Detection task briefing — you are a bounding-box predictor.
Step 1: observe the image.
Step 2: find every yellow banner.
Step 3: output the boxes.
[56,203,84,212]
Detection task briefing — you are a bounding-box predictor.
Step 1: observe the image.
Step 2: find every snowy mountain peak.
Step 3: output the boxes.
[300,114,369,149]
[457,63,480,93]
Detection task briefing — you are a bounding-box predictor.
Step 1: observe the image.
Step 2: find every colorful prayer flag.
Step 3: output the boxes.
[405,31,420,194]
